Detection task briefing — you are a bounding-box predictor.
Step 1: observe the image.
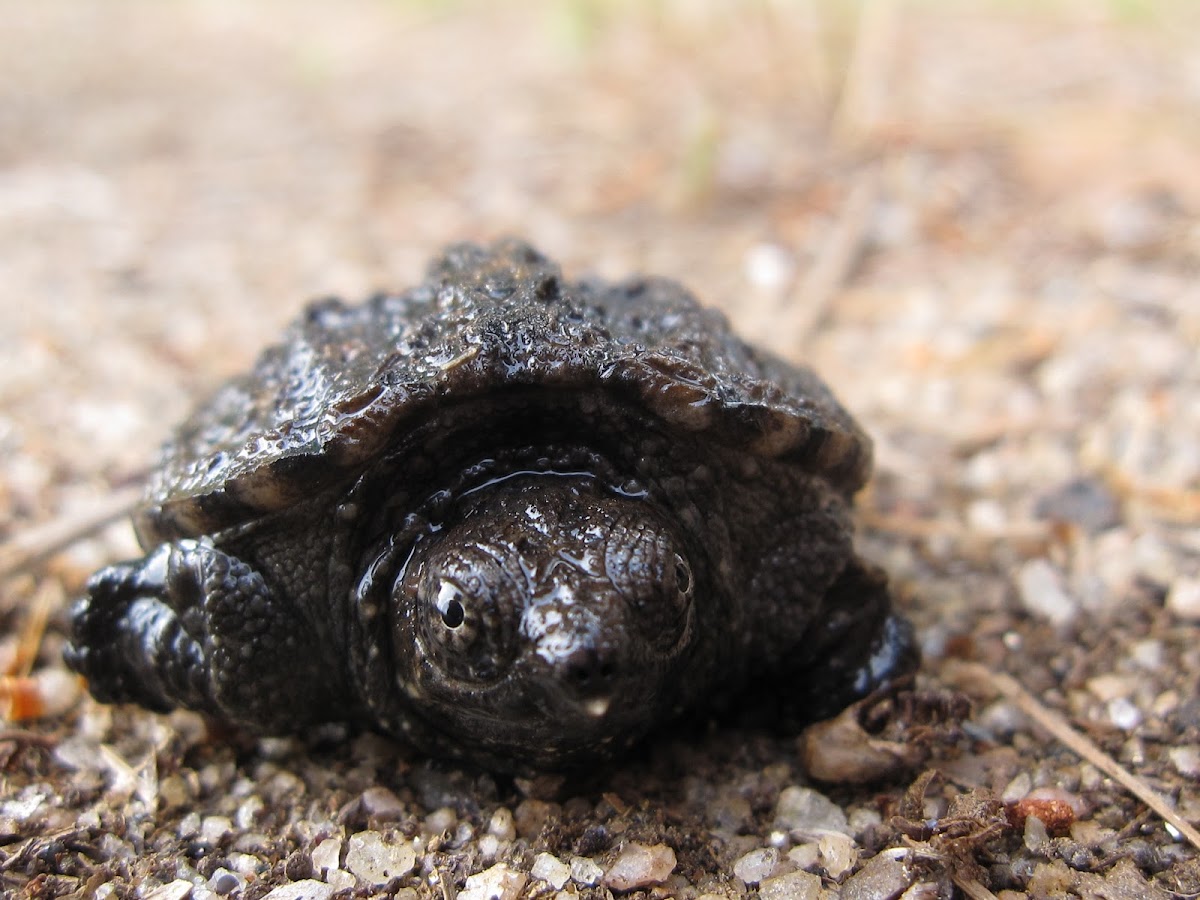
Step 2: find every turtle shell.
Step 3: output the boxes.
[137,239,871,545]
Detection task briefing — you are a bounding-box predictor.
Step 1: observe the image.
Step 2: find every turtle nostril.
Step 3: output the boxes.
[562,646,617,692]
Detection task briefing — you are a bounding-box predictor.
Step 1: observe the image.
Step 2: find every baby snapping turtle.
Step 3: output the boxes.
[65,240,916,772]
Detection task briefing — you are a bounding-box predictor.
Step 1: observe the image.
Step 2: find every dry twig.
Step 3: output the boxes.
[789,170,880,348]
[952,874,1001,900]
[948,661,1200,852]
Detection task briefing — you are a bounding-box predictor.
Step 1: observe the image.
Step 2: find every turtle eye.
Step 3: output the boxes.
[673,555,693,597]
[435,580,467,629]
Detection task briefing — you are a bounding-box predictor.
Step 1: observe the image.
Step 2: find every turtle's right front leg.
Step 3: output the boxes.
[64,539,341,732]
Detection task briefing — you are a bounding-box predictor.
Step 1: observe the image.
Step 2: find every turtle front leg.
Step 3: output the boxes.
[64,539,339,732]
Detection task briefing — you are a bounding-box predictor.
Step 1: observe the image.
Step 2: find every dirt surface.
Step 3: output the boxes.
[2,2,1199,898]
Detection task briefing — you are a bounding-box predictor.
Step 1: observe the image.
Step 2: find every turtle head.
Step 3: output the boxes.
[386,474,698,770]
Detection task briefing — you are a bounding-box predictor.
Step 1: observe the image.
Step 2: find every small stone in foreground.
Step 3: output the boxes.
[772,786,850,836]
[458,863,528,900]
[733,847,779,885]
[344,831,416,886]
[570,856,604,886]
[604,842,677,892]
[1017,559,1076,626]
[840,850,915,900]
[144,881,193,900]
[758,870,826,900]
[531,852,571,890]
[1169,745,1200,779]
[310,838,341,877]
[260,881,335,900]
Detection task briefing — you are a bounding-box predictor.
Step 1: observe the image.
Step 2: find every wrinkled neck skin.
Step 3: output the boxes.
[347,445,710,772]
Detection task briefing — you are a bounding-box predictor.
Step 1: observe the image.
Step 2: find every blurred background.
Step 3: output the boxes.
[3,0,1199,509]
[3,1,1200,893]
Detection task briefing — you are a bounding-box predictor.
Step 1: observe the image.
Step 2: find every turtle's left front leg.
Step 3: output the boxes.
[64,538,342,731]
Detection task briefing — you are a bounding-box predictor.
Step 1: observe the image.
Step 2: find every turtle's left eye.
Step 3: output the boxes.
[673,555,693,597]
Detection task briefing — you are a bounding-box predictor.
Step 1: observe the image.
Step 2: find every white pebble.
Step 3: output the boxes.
[817,832,857,878]
[966,499,1008,533]
[423,807,457,835]
[143,881,194,900]
[361,786,405,819]
[487,807,516,841]
[787,843,819,870]
[1017,559,1077,626]
[772,786,850,836]
[326,870,356,892]
[1169,746,1200,779]
[1107,697,1143,731]
[733,847,779,885]
[603,842,677,891]
[260,881,335,900]
[1167,577,1200,622]
[477,834,500,861]
[531,852,571,890]
[570,856,604,886]
[344,831,415,885]
[458,863,527,900]
[199,816,232,845]
[1001,772,1033,804]
[310,838,342,877]
[1129,639,1164,671]
[758,869,824,900]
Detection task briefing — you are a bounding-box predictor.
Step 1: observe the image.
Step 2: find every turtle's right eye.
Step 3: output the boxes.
[411,555,519,684]
[435,580,467,629]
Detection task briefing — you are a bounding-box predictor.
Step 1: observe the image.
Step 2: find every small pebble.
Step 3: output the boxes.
[758,869,824,900]
[1169,746,1200,779]
[840,849,914,900]
[199,816,232,845]
[817,832,857,878]
[1033,477,1120,532]
[477,834,500,860]
[144,881,193,900]
[604,842,677,891]
[513,798,554,839]
[487,807,517,841]
[326,870,356,892]
[1000,773,1032,805]
[570,856,604,886]
[227,852,264,877]
[1167,577,1200,622]
[207,869,244,896]
[344,830,416,885]
[733,847,779,885]
[361,786,406,819]
[424,807,457,835]
[1023,815,1050,852]
[1016,559,1076,627]
[235,796,264,829]
[787,844,819,871]
[772,786,850,836]
[531,852,571,890]
[260,881,335,900]
[1107,697,1143,731]
[310,838,342,876]
[458,863,527,900]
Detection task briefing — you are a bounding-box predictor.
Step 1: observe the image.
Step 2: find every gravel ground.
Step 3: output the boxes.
[2,2,1199,898]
